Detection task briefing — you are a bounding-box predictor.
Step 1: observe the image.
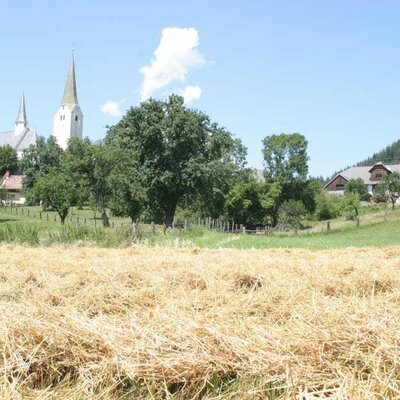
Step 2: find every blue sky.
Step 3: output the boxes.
[1,0,400,177]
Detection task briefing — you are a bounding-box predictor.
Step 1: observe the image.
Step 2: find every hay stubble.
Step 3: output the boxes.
[1,245,400,399]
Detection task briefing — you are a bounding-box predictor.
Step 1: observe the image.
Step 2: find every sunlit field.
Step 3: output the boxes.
[1,245,400,399]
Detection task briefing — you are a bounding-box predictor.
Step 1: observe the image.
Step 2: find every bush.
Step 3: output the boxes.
[315,192,342,221]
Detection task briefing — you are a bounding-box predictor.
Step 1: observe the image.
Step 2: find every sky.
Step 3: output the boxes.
[1,0,400,177]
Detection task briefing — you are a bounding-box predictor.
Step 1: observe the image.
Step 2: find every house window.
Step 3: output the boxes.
[376,173,382,180]
[336,184,344,190]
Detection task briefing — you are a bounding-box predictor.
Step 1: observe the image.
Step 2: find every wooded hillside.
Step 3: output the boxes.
[357,138,400,166]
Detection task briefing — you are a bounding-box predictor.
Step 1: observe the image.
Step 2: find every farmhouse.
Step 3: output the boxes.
[1,172,25,204]
[325,161,400,195]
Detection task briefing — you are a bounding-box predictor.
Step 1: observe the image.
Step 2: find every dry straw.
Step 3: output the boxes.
[1,244,400,399]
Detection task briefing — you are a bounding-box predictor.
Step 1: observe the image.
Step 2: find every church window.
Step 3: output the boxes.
[60,115,62,121]
[75,116,78,121]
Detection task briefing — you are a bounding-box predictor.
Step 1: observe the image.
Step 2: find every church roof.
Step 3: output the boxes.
[0,128,37,152]
[61,53,79,106]
[15,93,28,125]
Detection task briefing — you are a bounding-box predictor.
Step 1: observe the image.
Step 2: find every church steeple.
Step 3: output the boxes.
[61,52,79,106]
[15,92,28,136]
[53,51,83,150]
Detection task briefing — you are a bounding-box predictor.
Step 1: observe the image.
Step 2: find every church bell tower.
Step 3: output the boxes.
[53,52,83,149]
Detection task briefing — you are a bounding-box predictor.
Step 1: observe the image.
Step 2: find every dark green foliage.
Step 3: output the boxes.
[345,178,370,201]
[224,180,266,226]
[0,145,18,175]
[107,150,147,223]
[34,169,75,224]
[20,136,63,204]
[262,133,316,226]
[262,133,309,181]
[62,138,116,227]
[357,139,400,166]
[106,95,246,226]
[278,200,307,232]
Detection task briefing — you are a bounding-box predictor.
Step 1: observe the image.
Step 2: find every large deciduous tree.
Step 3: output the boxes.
[0,145,18,175]
[106,95,246,227]
[261,132,314,225]
[262,133,309,181]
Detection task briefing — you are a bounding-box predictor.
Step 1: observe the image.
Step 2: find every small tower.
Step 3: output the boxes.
[53,52,83,149]
[15,92,28,136]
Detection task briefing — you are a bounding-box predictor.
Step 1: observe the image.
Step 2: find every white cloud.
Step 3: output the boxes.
[139,27,205,101]
[100,100,122,117]
[177,85,202,104]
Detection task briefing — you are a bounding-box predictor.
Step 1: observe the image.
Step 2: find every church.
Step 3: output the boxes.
[0,53,84,155]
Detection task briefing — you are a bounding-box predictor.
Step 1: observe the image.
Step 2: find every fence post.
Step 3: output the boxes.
[39,212,42,220]
[242,226,246,234]
[84,218,87,225]
[184,219,188,231]
[151,221,156,234]
[94,218,97,228]
[47,214,49,221]
[28,210,30,217]
[54,214,56,222]
[327,221,331,231]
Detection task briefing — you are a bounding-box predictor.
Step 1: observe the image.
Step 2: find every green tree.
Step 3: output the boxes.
[62,138,115,227]
[374,172,400,209]
[314,192,342,221]
[262,133,309,181]
[261,133,314,226]
[107,150,147,224]
[34,169,75,224]
[106,95,246,227]
[225,180,266,226]
[278,200,307,233]
[0,145,18,175]
[341,192,361,220]
[259,181,282,225]
[20,136,63,203]
[345,178,370,201]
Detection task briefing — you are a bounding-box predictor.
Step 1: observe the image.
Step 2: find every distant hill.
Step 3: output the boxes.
[357,139,400,166]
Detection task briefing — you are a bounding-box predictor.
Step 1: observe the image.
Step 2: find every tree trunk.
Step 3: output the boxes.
[98,195,110,227]
[164,203,177,230]
[60,215,66,224]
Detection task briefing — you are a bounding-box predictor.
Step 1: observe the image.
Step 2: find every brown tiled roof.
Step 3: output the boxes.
[1,174,25,191]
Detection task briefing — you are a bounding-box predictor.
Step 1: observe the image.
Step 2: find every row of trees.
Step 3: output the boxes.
[2,94,398,230]
[14,96,320,228]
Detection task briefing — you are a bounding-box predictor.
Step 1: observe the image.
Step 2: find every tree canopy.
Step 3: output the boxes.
[0,145,18,175]
[106,95,246,226]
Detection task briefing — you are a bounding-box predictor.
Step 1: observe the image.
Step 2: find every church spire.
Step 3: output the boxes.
[15,92,28,135]
[61,51,79,106]
[15,92,28,125]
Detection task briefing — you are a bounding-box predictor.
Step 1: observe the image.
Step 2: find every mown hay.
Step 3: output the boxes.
[1,245,400,399]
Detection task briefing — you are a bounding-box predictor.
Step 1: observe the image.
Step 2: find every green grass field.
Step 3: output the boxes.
[0,204,399,249]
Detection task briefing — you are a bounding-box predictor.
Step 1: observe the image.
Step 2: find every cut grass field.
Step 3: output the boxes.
[1,245,400,399]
